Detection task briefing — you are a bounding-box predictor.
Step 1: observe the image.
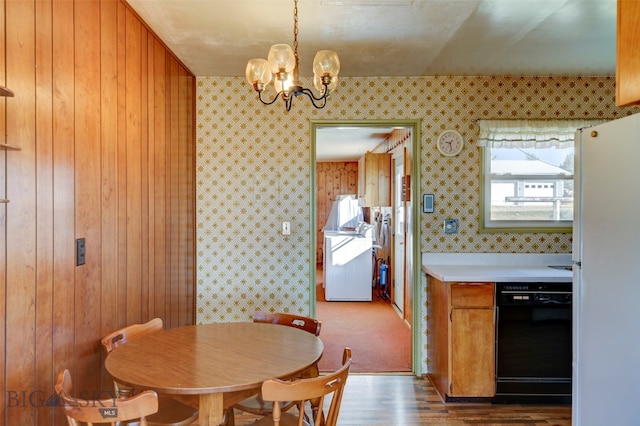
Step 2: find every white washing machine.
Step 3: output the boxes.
[323,231,373,301]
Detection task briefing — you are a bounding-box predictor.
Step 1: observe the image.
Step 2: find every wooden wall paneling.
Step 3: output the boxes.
[168,57,180,328]
[163,49,173,325]
[0,0,7,423]
[178,63,187,325]
[5,0,37,424]
[125,7,143,324]
[180,64,195,325]
[316,163,327,223]
[99,0,119,390]
[51,1,76,424]
[35,0,55,424]
[146,34,157,319]
[347,162,357,195]
[116,0,128,327]
[1,2,196,423]
[153,39,168,320]
[315,162,358,263]
[140,24,150,321]
[176,61,183,324]
[325,163,335,203]
[74,0,103,394]
[332,163,343,196]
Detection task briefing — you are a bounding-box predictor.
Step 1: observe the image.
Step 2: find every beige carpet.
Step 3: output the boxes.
[315,280,411,373]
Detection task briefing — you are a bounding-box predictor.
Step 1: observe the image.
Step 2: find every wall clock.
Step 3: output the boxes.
[436,130,464,156]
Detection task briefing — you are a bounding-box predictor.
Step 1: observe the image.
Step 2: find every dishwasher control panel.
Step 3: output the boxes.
[497,282,572,306]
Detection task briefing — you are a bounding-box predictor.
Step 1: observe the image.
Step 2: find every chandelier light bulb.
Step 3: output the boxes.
[313,50,340,77]
[245,58,272,89]
[267,44,296,74]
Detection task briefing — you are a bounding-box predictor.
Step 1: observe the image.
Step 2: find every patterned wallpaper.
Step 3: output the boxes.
[196,75,635,370]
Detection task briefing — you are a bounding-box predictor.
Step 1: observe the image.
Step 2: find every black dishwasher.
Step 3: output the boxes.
[494,282,572,404]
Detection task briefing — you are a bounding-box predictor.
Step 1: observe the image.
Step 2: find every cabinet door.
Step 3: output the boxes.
[358,152,391,207]
[426,275,450,399]
[450,307,495,397]
[616,0,640,106]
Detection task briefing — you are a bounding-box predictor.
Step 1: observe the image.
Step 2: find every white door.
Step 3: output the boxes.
[393,155,405,313]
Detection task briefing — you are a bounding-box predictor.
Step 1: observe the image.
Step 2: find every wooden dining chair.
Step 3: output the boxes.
[226,312,322,425]
[254,347,352,426]
[252,311,322,337]
[55,368,159,426]
[101,318,199,426]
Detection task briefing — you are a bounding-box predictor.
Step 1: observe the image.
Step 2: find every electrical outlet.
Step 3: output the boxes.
[76,238,86,266]
[444,219,459,234]
[282,221,291,235]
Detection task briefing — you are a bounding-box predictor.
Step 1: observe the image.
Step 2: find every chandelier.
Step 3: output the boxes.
[245,0,340,112]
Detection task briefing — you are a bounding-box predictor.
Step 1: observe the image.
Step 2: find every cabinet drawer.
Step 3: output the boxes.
[451,283,494,307]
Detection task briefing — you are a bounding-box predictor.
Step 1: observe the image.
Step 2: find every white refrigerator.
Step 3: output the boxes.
[573,113,640,425]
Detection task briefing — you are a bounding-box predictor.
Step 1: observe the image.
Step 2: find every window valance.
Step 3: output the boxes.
[477,119,606,149]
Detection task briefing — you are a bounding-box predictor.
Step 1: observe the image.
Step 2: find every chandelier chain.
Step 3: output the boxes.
[293,0,299,73]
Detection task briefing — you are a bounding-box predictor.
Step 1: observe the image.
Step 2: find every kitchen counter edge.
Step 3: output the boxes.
[422,253,572,283]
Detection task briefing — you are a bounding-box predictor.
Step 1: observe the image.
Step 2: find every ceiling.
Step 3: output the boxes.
[127,0,616,78]
[125,0,617,160]
[315,126,400,162]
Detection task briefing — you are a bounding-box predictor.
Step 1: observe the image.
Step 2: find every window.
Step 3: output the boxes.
[479,119,603,232]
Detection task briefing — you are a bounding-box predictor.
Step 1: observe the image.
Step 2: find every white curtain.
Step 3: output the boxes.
[477,119,606,149]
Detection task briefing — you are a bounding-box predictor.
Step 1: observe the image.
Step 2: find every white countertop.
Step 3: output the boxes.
[422,253,573,283]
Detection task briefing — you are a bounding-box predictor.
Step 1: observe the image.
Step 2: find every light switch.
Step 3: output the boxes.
[76,238,86,266]
[282,221,291,235]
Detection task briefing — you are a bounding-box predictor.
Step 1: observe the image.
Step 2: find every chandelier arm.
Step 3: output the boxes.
[258,90,283,106]
[300,86,330,102]
[298,88,329,109]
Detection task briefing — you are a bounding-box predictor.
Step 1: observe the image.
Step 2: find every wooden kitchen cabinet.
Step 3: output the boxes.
[616,0,640,106]
[427,276,495,400]
[357,151,391,207]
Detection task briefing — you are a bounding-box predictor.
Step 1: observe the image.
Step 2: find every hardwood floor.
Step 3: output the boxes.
[232,374,572,425]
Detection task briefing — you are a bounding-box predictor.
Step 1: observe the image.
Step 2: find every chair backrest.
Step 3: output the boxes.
[55,369,158,426]
[253,311,322,336]
[261,347,352,426]
[101,318,164,398]
[101,317,163,355]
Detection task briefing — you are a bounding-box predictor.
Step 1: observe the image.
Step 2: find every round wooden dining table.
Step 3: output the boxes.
[105,322,324,426]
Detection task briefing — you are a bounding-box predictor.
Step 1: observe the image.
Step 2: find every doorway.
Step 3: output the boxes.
[310,119,421,375]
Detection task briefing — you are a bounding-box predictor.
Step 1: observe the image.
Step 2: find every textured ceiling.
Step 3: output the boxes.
[125,0,617,160]
[126,0,616,78]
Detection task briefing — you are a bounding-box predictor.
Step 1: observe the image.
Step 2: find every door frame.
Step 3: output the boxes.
[309,119,422,375]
